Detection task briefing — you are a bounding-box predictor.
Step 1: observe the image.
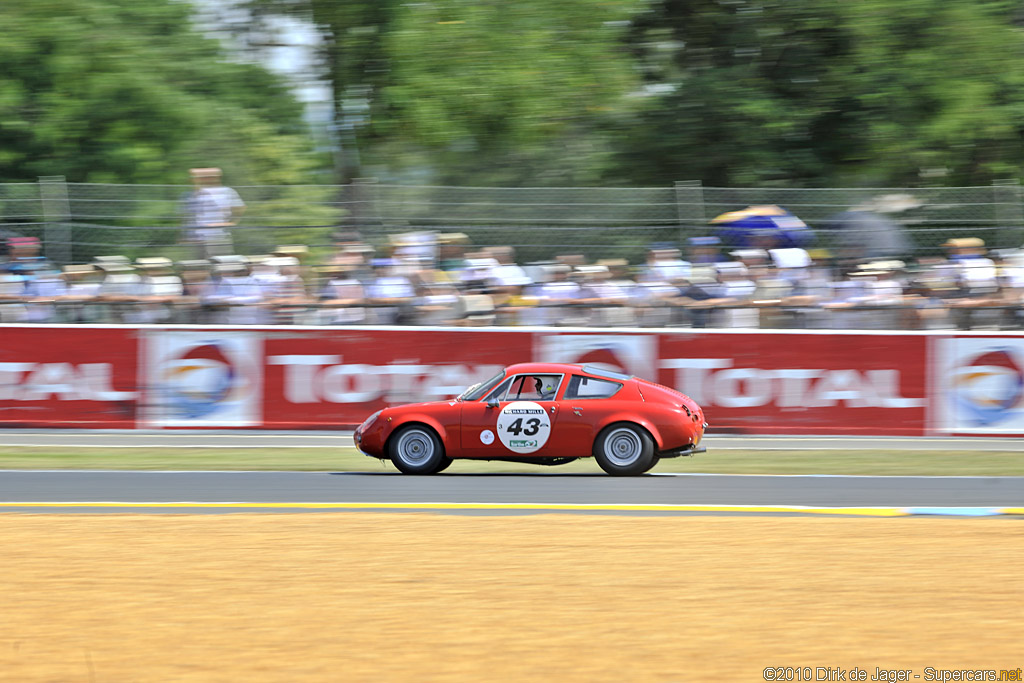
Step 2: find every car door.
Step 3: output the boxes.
[461,373,563,457]
[558,374,628,452]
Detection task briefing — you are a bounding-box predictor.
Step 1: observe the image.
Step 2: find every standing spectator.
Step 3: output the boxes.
[57,264,102,323]
[178,260,216,324]
[325,230,373,274]
[128,257,183,324]
[708,262,759,328]
[181,167,245,258]
[534,264,584,326]
[411,272,460,325]
[995,250,1024,329]
[23,266,67,323]
[438,233,470,274]
[365,258,416,324]
[638,244,691,284]
[208,257,265,325]
[4,237,53,293]
[94,256,141,323]
[318,263,367,325]
[486,246,531,289]
[267,257,311,324]
[942,237,1000,329]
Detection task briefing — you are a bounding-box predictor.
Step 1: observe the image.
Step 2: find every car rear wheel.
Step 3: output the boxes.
[389,426,447,475]
[594,423,656,476]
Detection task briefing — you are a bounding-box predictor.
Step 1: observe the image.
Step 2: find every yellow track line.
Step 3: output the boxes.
[0,501,910,515]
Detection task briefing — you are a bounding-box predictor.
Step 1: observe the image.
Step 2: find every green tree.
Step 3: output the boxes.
[247,0,644,185]
[614,0,1024,187]
[0,0,321,185]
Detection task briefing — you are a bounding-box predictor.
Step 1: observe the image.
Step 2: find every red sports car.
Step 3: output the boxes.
[353,362,707,476]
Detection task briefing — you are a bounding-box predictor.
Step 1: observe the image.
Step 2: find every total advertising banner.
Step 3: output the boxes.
[1,325,1020,436]
[543,331,928,436]
[933,335,1024,435]
[0,327,139,427]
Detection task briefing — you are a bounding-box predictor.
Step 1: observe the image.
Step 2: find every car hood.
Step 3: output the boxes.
[385,399,462,413]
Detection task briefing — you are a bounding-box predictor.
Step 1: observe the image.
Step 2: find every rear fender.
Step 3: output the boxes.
[593,413,664,451]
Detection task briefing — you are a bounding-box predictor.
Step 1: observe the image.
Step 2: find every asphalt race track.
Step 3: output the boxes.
[1,430,1022,516]
[1,471,1023,517]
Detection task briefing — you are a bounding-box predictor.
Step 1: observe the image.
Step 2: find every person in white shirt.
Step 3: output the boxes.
[181,168,245,258]
[318,263,367,325]
[638,245,691,284]
[708,261,759,328]
[94,256,141,323]
[23,268,67,323]
[208,259,266,325]
[366,258,416,324]
[128,257,183,324]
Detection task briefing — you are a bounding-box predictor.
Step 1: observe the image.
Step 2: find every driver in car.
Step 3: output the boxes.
[534,376,556,400]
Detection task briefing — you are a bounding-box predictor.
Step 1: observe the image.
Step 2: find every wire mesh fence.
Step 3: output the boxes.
[2,178,1022,265]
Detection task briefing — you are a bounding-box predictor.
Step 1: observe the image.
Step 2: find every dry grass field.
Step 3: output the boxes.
[2,514,1022,682]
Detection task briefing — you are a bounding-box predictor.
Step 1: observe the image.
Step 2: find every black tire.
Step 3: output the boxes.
[642,455,660,474]
[435,456,454,473]
[389,425,447,475]
[593,423,656,476]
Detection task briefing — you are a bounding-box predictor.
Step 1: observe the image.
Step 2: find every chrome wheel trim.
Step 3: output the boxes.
[396,429,434,466]
[604,427,643,467]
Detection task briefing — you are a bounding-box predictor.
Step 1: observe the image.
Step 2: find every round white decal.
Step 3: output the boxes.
[479,429,495,445]
[496,401,551,454]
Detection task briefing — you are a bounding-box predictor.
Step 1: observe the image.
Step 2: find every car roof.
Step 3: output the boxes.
[504,362,634,381]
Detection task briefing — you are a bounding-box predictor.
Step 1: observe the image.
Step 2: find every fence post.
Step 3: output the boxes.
[351,176,380,240]
[674,180,705,246]
[39,175,71,265]
[992,179,1023,249]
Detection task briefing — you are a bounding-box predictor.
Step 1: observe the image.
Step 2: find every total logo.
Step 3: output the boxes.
[147,332,261,426]
[950,348,1024,426]
[158,342,246,419]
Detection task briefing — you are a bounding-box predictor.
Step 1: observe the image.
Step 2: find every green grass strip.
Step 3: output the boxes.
[0,447,1021,476]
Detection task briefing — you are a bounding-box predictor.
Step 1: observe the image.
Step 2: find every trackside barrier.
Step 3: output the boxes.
[1,325,1023,435]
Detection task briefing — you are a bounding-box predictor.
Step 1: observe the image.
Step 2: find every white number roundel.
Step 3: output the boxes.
[496,401,551,454]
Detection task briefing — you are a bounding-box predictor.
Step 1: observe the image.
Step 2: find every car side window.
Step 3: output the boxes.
[566,375,622,400]
[486,374,563,401]
[516,374,561,401]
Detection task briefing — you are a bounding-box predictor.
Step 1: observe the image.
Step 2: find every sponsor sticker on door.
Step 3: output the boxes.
[496,401,551,454]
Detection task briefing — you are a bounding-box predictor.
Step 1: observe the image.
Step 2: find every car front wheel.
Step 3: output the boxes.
[389,426,447,475]
[594,423,656,476]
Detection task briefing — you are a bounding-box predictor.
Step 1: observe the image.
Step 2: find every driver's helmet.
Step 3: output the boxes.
[535,377,556,399]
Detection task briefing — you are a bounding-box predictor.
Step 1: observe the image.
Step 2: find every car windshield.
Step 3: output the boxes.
[457,369,507,401]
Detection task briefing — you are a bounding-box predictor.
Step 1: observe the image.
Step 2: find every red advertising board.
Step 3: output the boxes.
[537,331,929,436]
[259,328,531,429]
[656,331,928,435]
[0,325,938,435]
[0,326,139,428]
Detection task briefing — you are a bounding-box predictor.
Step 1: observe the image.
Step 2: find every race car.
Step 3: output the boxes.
[353,362,707,476]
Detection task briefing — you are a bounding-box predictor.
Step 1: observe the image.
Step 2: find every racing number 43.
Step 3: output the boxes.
[506,417,541,436]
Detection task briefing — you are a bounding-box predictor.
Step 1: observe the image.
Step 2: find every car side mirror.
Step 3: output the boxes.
[486,398,499,409]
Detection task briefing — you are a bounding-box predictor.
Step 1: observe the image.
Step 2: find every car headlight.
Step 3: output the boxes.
[359,410,382,431]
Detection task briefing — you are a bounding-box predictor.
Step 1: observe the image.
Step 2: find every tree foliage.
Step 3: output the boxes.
[251,0,644,185]
[5,0,1024,189]
[0,0,320,184]
[614,0,1024,186]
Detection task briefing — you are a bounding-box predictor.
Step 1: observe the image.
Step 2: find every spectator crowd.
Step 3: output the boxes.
[2,227,1024,330]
